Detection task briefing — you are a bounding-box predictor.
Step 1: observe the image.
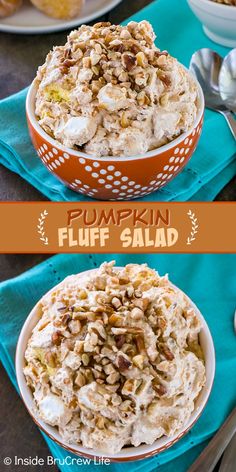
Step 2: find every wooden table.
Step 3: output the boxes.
[0,0,234,469]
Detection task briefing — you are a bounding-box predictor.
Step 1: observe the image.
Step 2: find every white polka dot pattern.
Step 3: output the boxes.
[36,122,202,199]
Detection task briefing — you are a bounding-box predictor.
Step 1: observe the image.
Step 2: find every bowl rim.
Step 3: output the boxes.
[188,0,236,16]
[15,267,215,461]
[26,68,204,163]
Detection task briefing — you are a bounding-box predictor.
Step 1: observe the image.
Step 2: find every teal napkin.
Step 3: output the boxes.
[0,0,235,202]
[0,253,235,472]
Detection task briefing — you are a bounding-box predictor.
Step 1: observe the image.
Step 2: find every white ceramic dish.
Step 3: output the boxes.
[0,0,122,34]
[187,0,236,48]
[16,268,215,462]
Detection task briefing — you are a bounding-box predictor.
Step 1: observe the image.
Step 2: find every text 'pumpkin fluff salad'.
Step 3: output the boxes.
[35,21,198,157]
[24,262,206,454]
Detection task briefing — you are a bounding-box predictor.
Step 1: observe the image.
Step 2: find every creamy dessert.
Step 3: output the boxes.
[35,21,198,157]
[24,262,205,454]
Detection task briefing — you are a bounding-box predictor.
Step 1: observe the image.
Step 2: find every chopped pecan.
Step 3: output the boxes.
[94,21,111,28]
[157,317,167,330]
[57,306,67,313]
[61,313,71,325]
[136,51,147,67]
[126,287,134,298]
[51,331,63,346]
[115,334,126,349]
[107,371,120,384]
[131,307,144,320]
[135,334,145,353]
[96,416,106,429]
[159,73,171,87]
[152,380,166,396]
[75,372,86,387]
[124,326,143,334]
[130,44,140,55]
[133,297,149,311]
[62,59,76,68]
[161,345,174,361]
[109,313,124,327]
[116,354,132,372]
[111,297,122,309]
[119,276,130,285]
[122,53,137,72]
[45,351,56,367]
[154,50,168,57]
[64,47,72,59]
[133,354,144,369]
[69,397,78,409]
[81,353,90,366]
[121,112,130,128]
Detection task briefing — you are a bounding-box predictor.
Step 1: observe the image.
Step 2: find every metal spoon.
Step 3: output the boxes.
[187,407,236,472]
[218,432,236,472]
[190,48,236,140]
[219,49,236,114]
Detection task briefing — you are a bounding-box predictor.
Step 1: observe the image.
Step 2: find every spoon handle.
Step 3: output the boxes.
[187,407,236,472]
[218,432,236,472]
[219,110,236,140]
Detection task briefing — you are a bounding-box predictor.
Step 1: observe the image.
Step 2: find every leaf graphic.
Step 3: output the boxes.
[186,209,199,246]
[37,210,49,246]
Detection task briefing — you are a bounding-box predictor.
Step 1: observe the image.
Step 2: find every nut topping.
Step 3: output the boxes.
[122,53,137,71]
[152,380,166,396]
[114,334,126,349]
[160,345,174,361]
[51,331,63,346]
[116,354,132,372]
[75,372,86,387]
[111,297,122,309]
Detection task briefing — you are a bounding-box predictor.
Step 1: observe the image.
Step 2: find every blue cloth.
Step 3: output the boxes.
[0,253,235,472]
[0,0,235,202]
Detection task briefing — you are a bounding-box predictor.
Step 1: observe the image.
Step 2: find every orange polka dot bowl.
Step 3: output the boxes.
[26,77,204,201]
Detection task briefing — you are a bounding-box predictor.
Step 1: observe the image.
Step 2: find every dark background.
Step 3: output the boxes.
[0,0,234,470]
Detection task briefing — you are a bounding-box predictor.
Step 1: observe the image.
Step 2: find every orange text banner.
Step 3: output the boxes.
[0,202,235,253]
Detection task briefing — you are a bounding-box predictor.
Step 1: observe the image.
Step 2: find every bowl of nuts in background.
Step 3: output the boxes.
[16,263,215,461]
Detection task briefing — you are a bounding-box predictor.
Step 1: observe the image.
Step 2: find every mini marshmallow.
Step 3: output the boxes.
[57,116,97,146]
[38,394,72,427]
[98,84,128,112]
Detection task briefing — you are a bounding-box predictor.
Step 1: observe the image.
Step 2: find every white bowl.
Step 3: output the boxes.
[16,268,215,462]
[187,0,236,47]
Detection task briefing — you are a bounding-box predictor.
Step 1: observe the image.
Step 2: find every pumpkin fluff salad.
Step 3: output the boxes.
[24,262,206,454]
[34,21,198,157]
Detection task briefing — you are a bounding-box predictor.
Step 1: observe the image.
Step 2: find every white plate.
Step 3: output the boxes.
[0,0,122,34]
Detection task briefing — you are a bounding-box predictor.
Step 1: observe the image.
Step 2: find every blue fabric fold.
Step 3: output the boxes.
[0,253,235,472]
[0,0,235,202]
